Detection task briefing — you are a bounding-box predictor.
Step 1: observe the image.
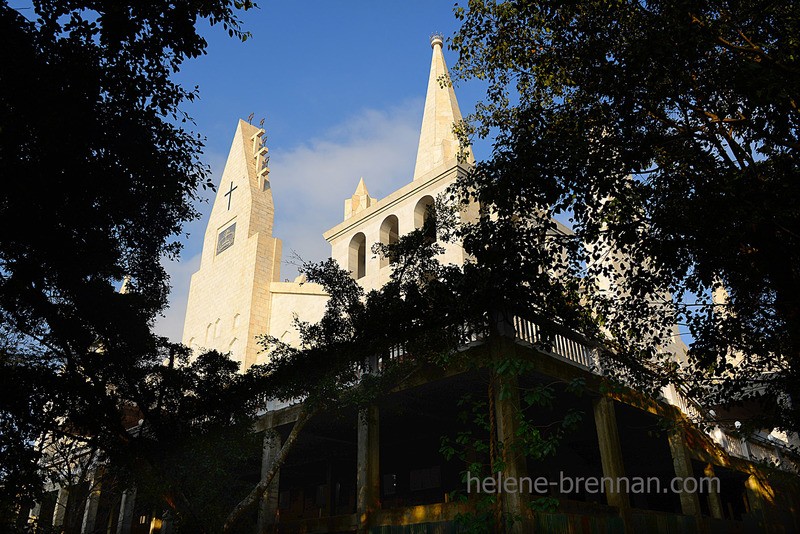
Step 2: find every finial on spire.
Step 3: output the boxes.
[344,177,376,219]
[413,31,474,181]
[354,177,368,196]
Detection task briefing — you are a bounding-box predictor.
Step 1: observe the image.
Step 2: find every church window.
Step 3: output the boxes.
[205,324,212,345]
[414,196,436,243]
[349,232,366,279]
[216,222,236,255]
[233,313,240,329]
[379,215,399,268]
[214,318,220,338]
[228,338,238,361]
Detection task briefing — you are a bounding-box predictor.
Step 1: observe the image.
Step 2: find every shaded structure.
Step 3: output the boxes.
[24,33,800,534]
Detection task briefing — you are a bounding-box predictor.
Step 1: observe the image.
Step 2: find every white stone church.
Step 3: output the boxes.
[26,35,799,534]
[173,35,800,534]
[181,34,474,372]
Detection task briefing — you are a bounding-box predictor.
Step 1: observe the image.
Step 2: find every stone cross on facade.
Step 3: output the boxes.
[224,181,238,210]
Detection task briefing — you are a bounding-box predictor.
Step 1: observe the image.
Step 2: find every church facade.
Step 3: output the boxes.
[179,35,800,534]
[26,35,800,534]
[181,34,477,371]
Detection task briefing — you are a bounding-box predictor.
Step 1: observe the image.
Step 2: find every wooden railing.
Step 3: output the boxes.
[263,309,797,472]
[509,310,798,473]
[513,314,595,369]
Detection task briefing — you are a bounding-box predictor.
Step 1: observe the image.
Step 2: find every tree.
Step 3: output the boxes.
[447,0,800,433]
[220,213,597,534]
[221,224,469,531]
[0,0,256,526]
[0,5,532,523]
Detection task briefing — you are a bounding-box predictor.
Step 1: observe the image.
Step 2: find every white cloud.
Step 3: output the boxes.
[154,101,423,342]
[269,99,422,278]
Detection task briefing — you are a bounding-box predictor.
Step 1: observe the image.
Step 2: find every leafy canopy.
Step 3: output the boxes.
[449,0,800,431]
[0,0,255,523]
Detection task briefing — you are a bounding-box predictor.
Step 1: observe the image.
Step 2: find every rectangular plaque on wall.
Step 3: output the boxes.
[216,222,236,255]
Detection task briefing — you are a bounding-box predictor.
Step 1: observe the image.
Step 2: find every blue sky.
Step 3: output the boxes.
[155,1,490,341]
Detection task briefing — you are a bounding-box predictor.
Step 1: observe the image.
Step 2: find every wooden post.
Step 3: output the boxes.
[325,462,333,517]
[593,397,633,534]
[492,351,527,533]
[81,470,102,534]
[116,487,136,534]
[667,427,705,532]
[257,415,282,534]
[52,487,69,531]
[356,404,380,534]
[703,463,723,520]
[745,474,774,531]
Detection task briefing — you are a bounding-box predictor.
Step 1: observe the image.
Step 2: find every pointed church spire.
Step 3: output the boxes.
[354,177,369,197]
[182,119,282,369]
[344,177,376,219]
[412,34,474,181]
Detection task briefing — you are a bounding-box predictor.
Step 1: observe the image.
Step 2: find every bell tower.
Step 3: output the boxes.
[412,34,474,181]
[182,120,282,369]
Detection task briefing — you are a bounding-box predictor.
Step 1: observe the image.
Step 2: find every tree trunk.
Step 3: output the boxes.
[222,404,320,532]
